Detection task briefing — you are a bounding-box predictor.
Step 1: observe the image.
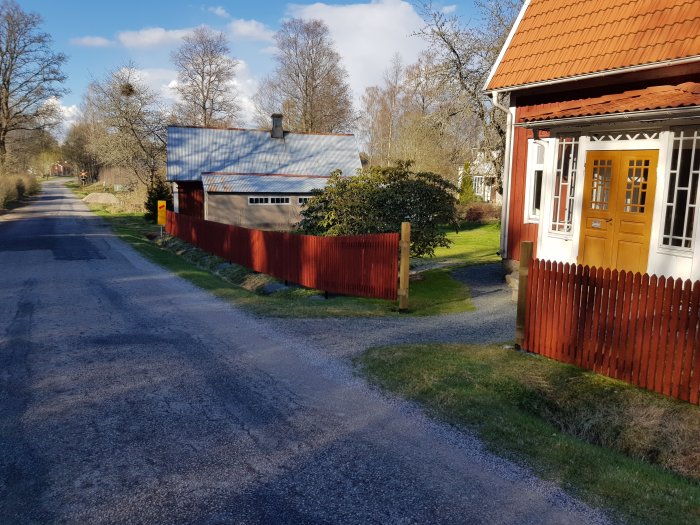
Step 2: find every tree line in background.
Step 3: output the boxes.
[1,0,520,228]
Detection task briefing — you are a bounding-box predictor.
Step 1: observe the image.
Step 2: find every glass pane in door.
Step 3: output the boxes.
[590,159,612,210]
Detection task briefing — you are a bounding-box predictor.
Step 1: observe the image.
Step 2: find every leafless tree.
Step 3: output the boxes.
[0,0,67,171]
[358,54,404,167]
[358,51,475,179]
[7,128,59,176]
[171,27,239,128]
[254,18,354,133]
[86,64,167,188]
[62,122,101,180]
[415,0,522,190]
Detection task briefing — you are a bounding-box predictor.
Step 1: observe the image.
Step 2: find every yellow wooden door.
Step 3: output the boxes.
[578,150,658,273]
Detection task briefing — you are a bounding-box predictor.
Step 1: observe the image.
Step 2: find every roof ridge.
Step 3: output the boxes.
[202,172,333,179]
[168,124,355,138]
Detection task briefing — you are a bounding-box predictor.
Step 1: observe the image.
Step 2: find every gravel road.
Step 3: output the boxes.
[0,180,612,524]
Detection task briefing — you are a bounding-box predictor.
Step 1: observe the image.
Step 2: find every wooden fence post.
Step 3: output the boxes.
[398,222,411,311]
[516,241,533,349]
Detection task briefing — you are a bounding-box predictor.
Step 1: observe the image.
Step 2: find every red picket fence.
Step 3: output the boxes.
[166,211,399,300]
[524,259,700,405]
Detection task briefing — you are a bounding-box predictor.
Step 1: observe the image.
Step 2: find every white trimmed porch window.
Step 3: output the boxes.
[525,140,545,222]
[550,136,580,233]
[662,128,700,249]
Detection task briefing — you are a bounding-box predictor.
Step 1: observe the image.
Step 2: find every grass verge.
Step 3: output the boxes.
[357,343,700,525]
[93,210,475,317]
[412,222,501,270]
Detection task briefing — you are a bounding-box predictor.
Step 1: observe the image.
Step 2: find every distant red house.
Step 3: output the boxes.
[485,0,700,281]
[51,162,72,177]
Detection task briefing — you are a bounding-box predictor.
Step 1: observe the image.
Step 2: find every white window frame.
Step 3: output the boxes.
[298,197,310,205]
[248,196,291,205]
[659,127,700,254]
[270,196,291,205]
[248,196,269,205]
[524,139,546,223]
[549,135,581,237]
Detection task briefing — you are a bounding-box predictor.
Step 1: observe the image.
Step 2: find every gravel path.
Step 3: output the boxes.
[0,181,611,524]
[271,262,515,360]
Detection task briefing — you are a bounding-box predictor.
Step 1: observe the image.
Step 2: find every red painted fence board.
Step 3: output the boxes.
[524,258,700,405]
[166,211,399,300]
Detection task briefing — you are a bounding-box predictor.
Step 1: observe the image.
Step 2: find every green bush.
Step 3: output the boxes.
[457,202,501,223]
[144,175,172,222]
[298,161,458,257]
[459,163,480,204]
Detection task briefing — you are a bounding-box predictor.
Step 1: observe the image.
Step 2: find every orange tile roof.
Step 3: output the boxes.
[487,0,700,91]
[519,82,700,121]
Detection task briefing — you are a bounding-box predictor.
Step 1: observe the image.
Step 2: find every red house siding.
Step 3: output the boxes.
[507,119,538,261]
[504,72,697,262]
[176,181,204,219]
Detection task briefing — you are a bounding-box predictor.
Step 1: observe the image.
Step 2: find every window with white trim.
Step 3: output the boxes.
[525,140,545,222]
[662,128,700,249]
[298,197,310,205]
[550,136,579,233]
[248,196,291,205]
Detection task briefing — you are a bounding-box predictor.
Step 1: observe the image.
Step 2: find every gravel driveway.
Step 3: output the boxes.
[0,181,611,524]
[272,262,515,361]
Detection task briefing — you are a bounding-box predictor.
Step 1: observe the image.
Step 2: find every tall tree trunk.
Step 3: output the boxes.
[0,133,7,174]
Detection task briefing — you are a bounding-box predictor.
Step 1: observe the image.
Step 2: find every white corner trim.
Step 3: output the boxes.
[483,0,531,92]
[499,104,516,259]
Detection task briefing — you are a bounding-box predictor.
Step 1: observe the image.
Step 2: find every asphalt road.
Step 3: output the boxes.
[0,181,611,524]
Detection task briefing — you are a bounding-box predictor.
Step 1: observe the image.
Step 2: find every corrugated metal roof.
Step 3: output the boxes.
[487,0,700,91]
[202,173,330,193]
[167,126,362,182]
[520,82,700,122]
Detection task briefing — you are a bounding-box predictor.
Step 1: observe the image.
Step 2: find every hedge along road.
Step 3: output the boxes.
[0,180,611,524]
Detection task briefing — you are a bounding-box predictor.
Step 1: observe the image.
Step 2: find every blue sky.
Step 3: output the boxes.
[19,1,479,128]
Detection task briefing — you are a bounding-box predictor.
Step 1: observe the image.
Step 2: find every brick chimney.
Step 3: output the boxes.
[271,113,284,139]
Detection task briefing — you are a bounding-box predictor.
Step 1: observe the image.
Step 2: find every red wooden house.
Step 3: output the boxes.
[485,0,700,281]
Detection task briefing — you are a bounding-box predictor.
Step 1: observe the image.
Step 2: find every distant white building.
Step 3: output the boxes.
[458,151,502,204]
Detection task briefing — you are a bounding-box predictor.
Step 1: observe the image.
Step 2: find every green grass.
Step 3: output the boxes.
[65,180,93,198]
[91,210,476,317]
[357,343,700,525]
[408,268,474,315]
[413,222,501,269]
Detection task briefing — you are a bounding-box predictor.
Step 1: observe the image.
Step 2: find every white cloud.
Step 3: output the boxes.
[70,35,114,47]
[60,103,80,121]
[208,6,230,18]
[231,60,259,126]
[131,68,180,102]
[228,19,275,42]
[117,27,192,48]
[442,4,457,14]
[44,97,81,138]
[286,0,428,103]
